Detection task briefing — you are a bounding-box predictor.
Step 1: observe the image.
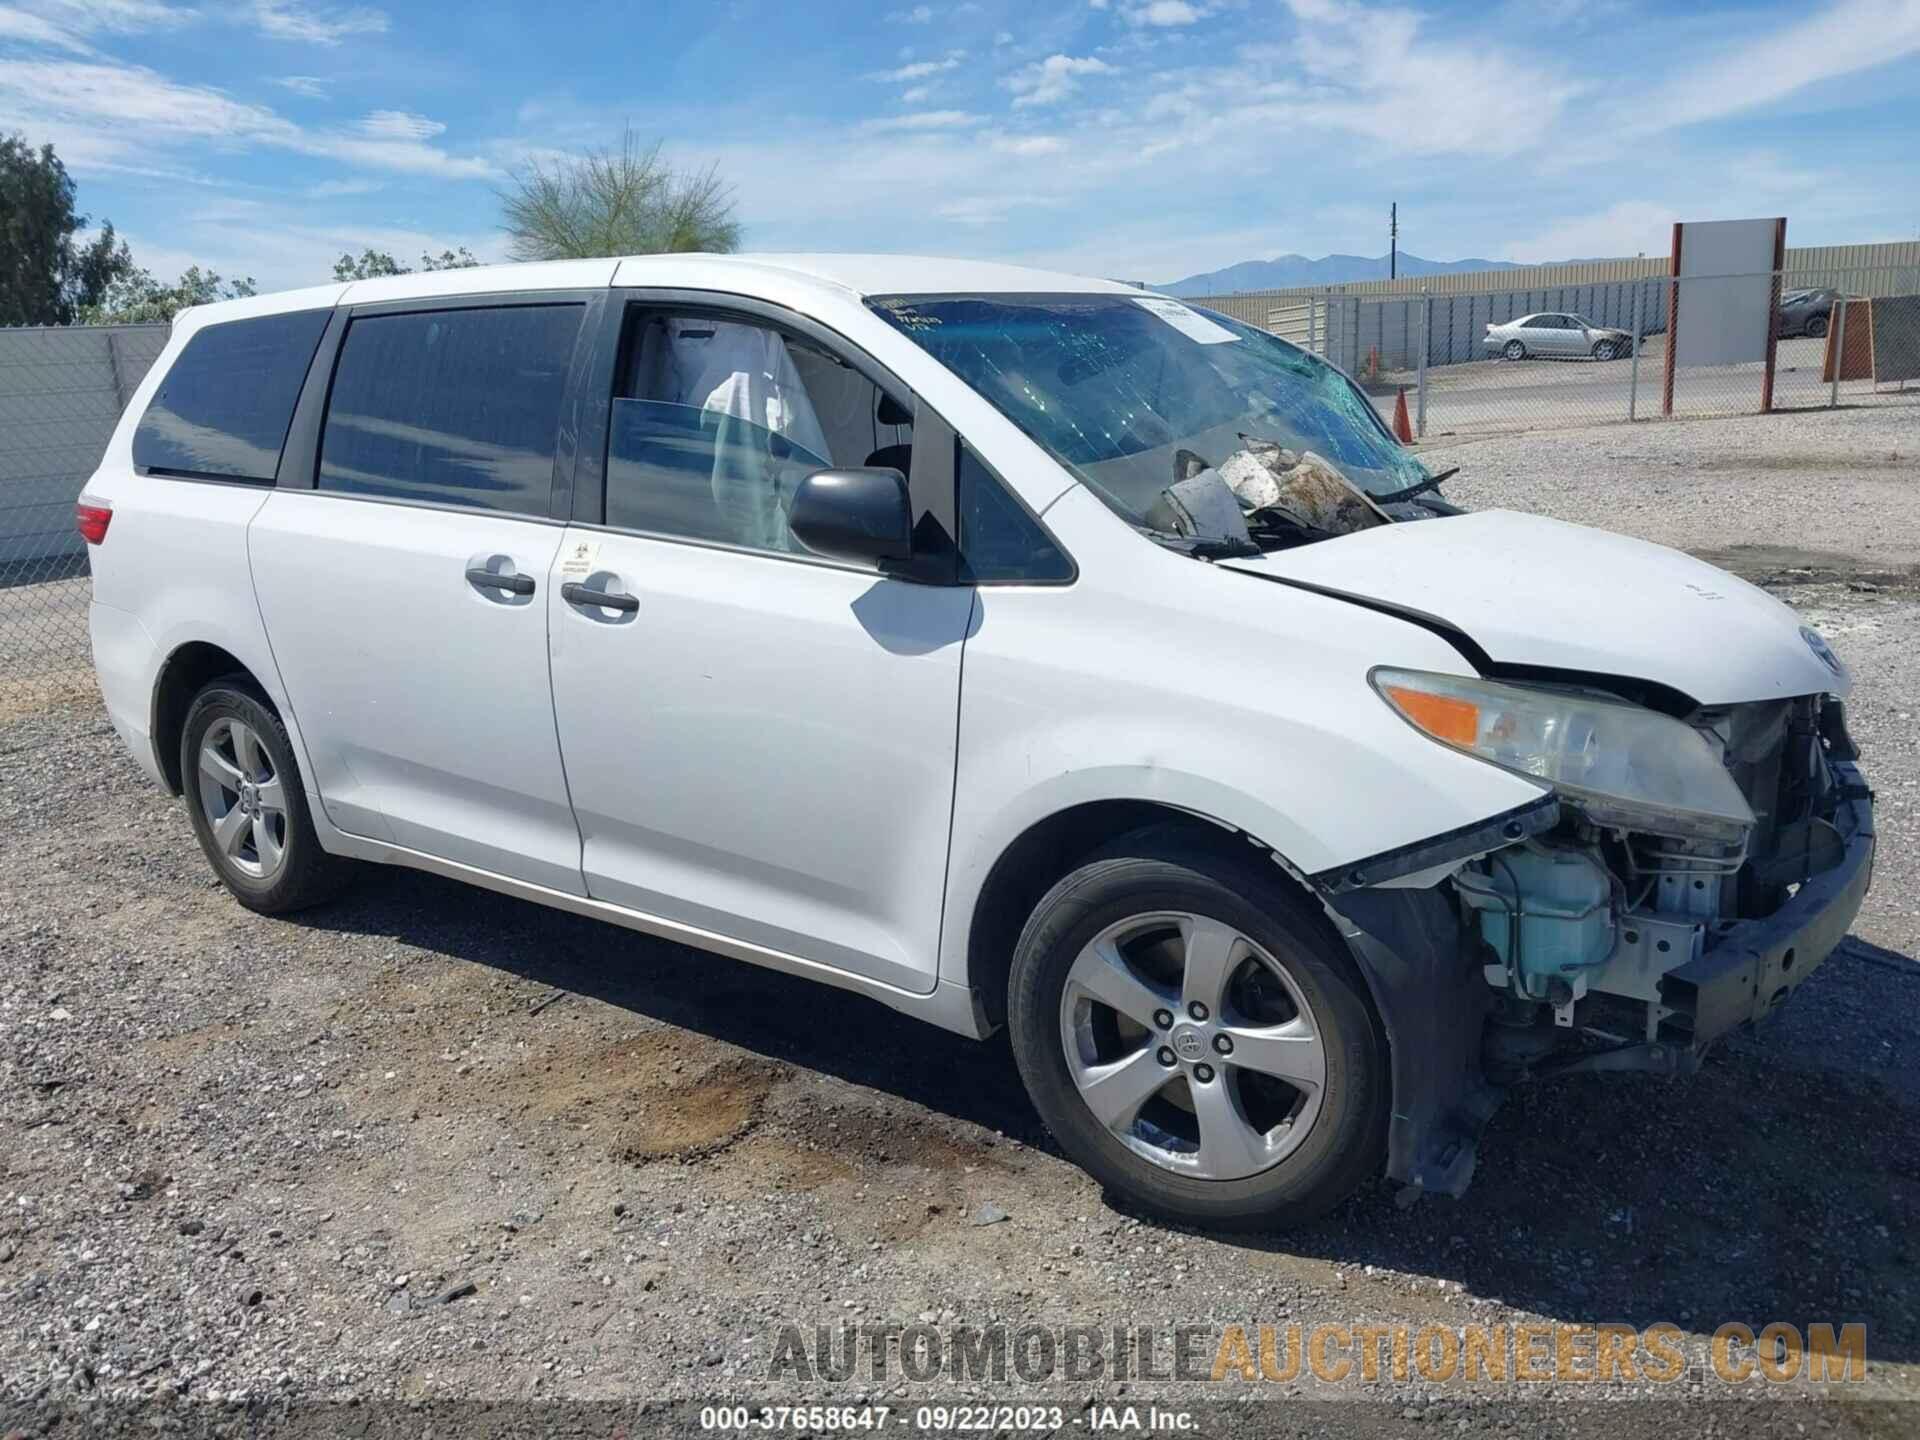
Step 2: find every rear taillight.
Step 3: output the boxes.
[75,501,112,545]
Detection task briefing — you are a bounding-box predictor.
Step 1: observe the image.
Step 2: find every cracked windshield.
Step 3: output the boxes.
[870,293,1432,527]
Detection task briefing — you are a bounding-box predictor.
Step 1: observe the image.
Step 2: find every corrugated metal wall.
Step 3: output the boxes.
[0,325,169,567]
[1189,239,1920,328]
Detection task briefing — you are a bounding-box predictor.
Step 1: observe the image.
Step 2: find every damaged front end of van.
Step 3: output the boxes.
[1229,520,1876,1202]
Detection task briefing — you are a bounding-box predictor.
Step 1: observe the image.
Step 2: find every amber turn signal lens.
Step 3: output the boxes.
[1383,684,1479,746]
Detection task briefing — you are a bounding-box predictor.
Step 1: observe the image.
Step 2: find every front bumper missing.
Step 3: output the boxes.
[1323,762,1874,1201]
[1657,761,1874,1051]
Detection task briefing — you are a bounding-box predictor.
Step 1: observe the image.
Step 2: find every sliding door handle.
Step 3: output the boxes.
[466,567,535,596]
[562,581,639,613]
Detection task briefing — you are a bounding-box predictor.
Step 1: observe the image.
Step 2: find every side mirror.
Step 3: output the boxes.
[789,467,913,566]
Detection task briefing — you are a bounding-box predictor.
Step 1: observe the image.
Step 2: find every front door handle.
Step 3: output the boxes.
[562,581,639,613]
[467,566,535,596]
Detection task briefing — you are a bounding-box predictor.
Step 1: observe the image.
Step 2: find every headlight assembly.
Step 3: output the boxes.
[1371,667,1754,843]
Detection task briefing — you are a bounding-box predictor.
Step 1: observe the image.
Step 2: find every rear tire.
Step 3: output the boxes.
[1502,339,1526,361]
[1806,315,1829,339]
[1006,830,1387,1230]
[180,678,353,915]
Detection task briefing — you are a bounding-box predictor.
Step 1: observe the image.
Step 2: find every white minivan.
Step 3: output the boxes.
[81,255,1872,1228]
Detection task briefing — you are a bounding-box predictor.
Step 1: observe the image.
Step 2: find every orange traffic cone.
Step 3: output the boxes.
[1392,387,1414,443]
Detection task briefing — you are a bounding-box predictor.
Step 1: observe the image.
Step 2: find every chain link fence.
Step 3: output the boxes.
[1,325,168,683]
[1263,264,1920,441]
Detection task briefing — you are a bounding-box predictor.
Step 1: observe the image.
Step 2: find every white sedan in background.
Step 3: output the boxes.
[1485,312,1635,361]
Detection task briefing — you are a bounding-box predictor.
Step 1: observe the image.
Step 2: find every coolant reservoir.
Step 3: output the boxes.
[1463,849,1614,1001]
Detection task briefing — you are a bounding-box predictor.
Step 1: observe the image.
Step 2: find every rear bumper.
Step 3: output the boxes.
[1658,762,1874,1050]
[88,600,165,789]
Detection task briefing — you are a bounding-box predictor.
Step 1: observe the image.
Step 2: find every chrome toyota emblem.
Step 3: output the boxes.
[1172,1027,1205,1061]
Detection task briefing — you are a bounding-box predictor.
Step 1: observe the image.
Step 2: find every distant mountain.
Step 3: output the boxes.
[1159,252,1525,296]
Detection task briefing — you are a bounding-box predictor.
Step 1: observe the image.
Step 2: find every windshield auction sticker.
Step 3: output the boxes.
[1133,296,1241,345]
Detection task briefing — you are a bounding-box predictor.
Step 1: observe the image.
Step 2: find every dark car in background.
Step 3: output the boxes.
[1778,287,1842,338]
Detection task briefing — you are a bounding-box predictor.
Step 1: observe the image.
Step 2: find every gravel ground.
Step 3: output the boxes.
[4,407,1918,1436]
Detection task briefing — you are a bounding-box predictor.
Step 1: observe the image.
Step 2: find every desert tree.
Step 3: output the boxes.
[498,129,740,261]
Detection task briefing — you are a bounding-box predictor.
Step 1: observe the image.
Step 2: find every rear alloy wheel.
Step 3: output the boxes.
[1503,339,1526,361]
[181,679,352,914]
[1591,339,1619,362]
[197,715,289,880]
[1007,831,1386,1230]
[1806,315,1829,339]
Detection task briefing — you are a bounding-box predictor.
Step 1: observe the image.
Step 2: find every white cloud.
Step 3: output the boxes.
[0,58,493,181]
[1008,53,1112,107]
[871,54,964,82]
[251,0,387,45]
[272,75,329,98]
[0,7,90,49]
[862,109,984,131]
[885,3,934,19]
[1272,0,1577,155]
[0,0,192,51]
[935,192,1060,225]
[900,84,933,102]
[359,109,446,141]
[41,0,192,30]
[307,176,384,197]
[991,133,1066,155]
[1506,200,1678,263]
[1127,0,1208,24]
[1626,0,1920,136]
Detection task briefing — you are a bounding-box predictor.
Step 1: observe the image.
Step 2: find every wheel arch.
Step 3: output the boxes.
[958,796,1346,1032]
[151,640,275,794]
[957,792,1494,1200]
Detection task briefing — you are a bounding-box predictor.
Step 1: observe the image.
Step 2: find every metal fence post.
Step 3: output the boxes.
[1628,278,1644,421]
[1829,291,1846,408]
[1416,290,1429,437]
[1308,295,1318,355]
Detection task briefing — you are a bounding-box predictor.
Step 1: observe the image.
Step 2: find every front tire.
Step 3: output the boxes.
[1591,339,1618,361]
[1006,831,1387,1230]
[1502,339,1526,361]
[181,678,352,915]
[1806,314,1829,339]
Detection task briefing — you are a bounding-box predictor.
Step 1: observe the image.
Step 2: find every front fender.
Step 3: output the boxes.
[935,535,1548,990]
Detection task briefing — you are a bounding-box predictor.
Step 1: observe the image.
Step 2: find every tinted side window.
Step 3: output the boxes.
[133,309,330,482]
[958,446,1071,584]
[319,304,583,514]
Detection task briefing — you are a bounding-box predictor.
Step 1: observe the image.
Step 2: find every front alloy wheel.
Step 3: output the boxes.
[1007,830,1387,1230]
[1060,912,1326,1180]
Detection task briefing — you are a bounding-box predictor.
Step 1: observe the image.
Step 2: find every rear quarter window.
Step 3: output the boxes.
[132,309,331,482]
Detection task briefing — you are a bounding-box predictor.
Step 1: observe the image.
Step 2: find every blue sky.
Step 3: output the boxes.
[2,0,1917,292]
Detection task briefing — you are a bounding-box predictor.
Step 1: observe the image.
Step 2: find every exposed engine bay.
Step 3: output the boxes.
[1459,692,1871,1081]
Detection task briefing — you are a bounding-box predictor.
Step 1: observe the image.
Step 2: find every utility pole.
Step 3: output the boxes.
[1390,202,1397,280]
